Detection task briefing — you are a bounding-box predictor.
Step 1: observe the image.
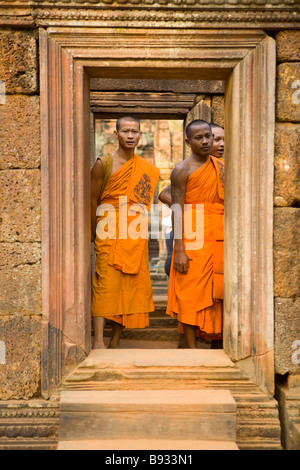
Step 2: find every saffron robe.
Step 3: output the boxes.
[166,155,224,340]
[92,154,160,328]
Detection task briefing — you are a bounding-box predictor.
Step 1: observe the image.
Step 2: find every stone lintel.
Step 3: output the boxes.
[90,78,225,94]
[0,1,300,30]
[31,3,300,31]
[0,2,34,28]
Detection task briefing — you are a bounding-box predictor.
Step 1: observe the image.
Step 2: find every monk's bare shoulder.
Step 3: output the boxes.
[170,159,193,187]
[170,160,193,204]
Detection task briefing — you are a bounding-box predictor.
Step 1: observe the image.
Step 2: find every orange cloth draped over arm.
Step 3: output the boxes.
[167,156,224,340]
[91,155,159,329]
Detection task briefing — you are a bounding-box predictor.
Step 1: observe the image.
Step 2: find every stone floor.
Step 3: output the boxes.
[101,337,211,350]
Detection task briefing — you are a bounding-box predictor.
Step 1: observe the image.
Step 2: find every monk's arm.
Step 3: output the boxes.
[91,159,103,240]
[170,165,191,274]
[158,184,172,207]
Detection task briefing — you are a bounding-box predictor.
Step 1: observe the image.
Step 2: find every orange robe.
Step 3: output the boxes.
[92,154,159,328]
[166,155,224,340]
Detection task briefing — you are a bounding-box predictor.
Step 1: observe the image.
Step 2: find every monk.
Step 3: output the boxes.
[163,119,224,349]
[158,123,224,207]
[210,123,224,161]
[91,116,160,349]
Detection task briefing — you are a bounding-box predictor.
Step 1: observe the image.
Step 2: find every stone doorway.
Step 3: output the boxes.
[40,28,275,398]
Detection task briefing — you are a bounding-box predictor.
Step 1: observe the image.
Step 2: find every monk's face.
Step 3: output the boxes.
[185,123,213,158]
[115,119,141,151]
[211,127,225,159]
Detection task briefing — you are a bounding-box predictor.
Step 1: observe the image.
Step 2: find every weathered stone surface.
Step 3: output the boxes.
[0,169,41,242]
[276,63,300,122]
[0,30,37,94]
[211,95,224,128]
[274,123,300,207]
[0,242,42,315]
[276,31,300,63]
[275,298,300,375]
[273,208,300,297]
[0,95,41,169]
[0,263,42,315]
[274,208,300,251]
[0,315,41,399]
[274,250,300,298]
[0,242,41,269]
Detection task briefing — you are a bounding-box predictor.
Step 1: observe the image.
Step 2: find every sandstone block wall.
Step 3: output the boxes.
[0,28,42,399]
[274,30,300,376]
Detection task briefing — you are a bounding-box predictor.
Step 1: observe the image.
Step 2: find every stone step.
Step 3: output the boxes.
[65,349,237,376]
[148,317,178,328]
[60,350,282,450]
[62,350,241,390]
[153,295,168,308]
[152,287,169,295]
[58,389,236,442]
[149,309,168,317]
[150,273,168,281]
[104,328,179,341]
[104,316,178,329]
[57,439,239,450]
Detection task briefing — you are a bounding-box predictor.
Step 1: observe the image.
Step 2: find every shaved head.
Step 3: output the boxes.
[186,119,211,139]
[210,123,223,131]
[116,116,140,131]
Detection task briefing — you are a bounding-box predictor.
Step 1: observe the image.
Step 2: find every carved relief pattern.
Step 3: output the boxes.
[31,7,300,23]
[28,9,300,28]
[1,0,299,27]
[0,403,59,449]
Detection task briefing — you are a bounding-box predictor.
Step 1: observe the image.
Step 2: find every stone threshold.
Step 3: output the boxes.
[57,439,239,451]
[79,349,235,370]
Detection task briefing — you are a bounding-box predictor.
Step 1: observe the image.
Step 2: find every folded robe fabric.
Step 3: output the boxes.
[92,154,160,328]
[166,155,224,340]
[108,154,159,275]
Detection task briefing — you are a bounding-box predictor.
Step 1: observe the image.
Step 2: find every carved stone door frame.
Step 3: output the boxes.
[39,28,275,397]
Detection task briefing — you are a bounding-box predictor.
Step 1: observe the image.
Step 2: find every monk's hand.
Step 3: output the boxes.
[174,248,192,274]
